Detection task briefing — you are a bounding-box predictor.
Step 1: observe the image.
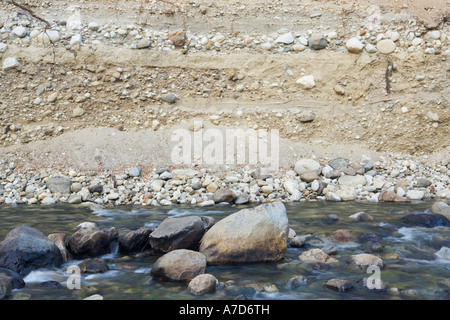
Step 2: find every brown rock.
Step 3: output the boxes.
[300,172,320,183]
[48,233,70,262]
[168,31,186,47]
[332,229,355,242]
[298,248,339,263]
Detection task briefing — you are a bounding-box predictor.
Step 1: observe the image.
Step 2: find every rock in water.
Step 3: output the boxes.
[149,216,212,253]
[347,253,384,270]
[400,213,450,228]
[199,202,289,264]
[68,223,118,258]
[0,226,63,275]
[118,227,153,254]
[0,276,12,299]
[188,274,218,295]
[325,279,353,292]
[150,249,206,281]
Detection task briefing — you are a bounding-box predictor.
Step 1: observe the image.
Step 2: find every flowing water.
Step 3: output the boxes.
[0,201,449,300]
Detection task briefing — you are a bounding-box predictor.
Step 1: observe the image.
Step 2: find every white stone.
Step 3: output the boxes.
[327,31,338,39]
[88,22,101,31]
[406,189,425,200]
[338,175,367,187]
[275,32,295,44]
[325,191,341,202]
[346,37,364,53]
[411,38,423,46]
[365,43,377,53]
[70,33,82,46]
[261,42,272,50]
[377,39,396,54]
[425,30,440,41]
[296,75,315,89]
[12,26,28,38]
[0,42,8,53]
[37,30,61,44]
[294,159,322,175]
[2,57,21,71]
[311,180,320,192]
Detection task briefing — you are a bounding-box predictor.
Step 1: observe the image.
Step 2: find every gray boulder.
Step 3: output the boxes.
[199,201,289,264]
[149,216,212,253]
[150,249,206,281]
[0,225,63,275]
[45,176,72,194]
[118,227,153,254]
[0,276,12,299]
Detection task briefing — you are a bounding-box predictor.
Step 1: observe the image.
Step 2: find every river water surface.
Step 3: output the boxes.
[0,201,449,300]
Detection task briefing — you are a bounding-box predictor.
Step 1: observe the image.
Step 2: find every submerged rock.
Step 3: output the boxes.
[298,248,339,263]
[0,225,63,276]
[325,278,353,292]
[199,201,288,264]
[400,213,450,228]
[347,253,384,271]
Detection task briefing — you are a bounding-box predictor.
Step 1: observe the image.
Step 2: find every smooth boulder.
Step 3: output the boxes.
[187,273,218,295]
[150,249,206,281]
[199,201,289,264]
[0,226,63,275]
[149,216,213,253]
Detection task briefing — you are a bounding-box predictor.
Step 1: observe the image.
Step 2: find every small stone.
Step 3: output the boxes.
[300,172,320,182]
[261,42,272,50]
[292,43,306,51]
[346,37,364,53]
[72,107,85,118]
[376,39,396,54]
[275,32,295,44]
[297,110,315,122]
[12,26,28,38]
[161,93,178,104]
[88,22,101,31]
[47,92,58,103]
[128,167,142,177]
[136,38,151,49]
[325,279,353,292]
[70,34,83,46]
[296,75,315,89]
[287,275,307,289]
[187,274,218,295]
[2,57,21,71]
[349,212,374,222]
[334,84,346,95]
[0,43,8,53]
[365,43,377,53]
[298,248,339,263]
[308,36,328,50]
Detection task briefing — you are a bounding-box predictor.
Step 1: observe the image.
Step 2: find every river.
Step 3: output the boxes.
[0,201,449,300]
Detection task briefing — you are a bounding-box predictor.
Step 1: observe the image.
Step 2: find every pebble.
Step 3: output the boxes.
[308,36,328,50]
[346,38,364,53]
[376,39,396,54]
[296,75,315,89]
[275,32,295,44]
[2,57,20,71]
[12,26,28,38]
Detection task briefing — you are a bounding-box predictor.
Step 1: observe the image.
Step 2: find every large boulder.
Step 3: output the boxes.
[150,249,206,281]
[199,201,289,264]
[149,216,212,253]
[118,227,153,254]
[68,223,118,258]
[0,225,63,275]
